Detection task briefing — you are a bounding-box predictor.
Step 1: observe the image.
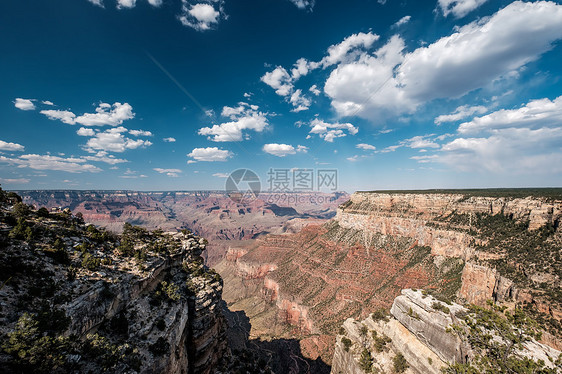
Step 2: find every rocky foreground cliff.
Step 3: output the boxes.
[332,289,561,373]
[217,190,562,369]
[0,189,229,373]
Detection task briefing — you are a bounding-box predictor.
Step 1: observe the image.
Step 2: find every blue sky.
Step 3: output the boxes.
[1,0,562,192]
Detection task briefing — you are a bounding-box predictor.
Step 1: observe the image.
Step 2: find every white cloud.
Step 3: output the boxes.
[187,147,232,162]
[393,15,411,27]
[263,143,298,157]
[0,140,25,152]
[82,151,128,165]
[356,143,376,151]
[439,127,562,173]
[288,0,314,11]
[289,89,312,112]
[129,129,153,137]
[458,96,562,134]
[87,0,104,7]
[438,0,488,18]
[42,100,54,106]
[325,35,407,118]
[14,98,35,111]
[325,1,562,120]
[117,0,136,9]
[309,85,321,96]
[147,0,163,6]
[75,102,134,126]
[410,155,438,163]
[0,154,101,173]
[0,178,30,184]
[179,1,225,31]
[308,119,358,142]
[77,127,95,137]
[41,109,76,124]
[154,168,182,177]
[40,102,134,127]
[434,105,488,124]
[296,145,308,153]
[198,103,268,142]
[85,127,152,153]
[213,172,229,178]
[321,32,380,68]
[403,135,440,149]
[261,66,293,96]
[163,137,176,142]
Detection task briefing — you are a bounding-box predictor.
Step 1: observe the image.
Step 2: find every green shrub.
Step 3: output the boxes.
[82,252,101,271]
[359,348,373,372]
[341,337,352,352]
[432,302,450,314]
[393,352,408,373]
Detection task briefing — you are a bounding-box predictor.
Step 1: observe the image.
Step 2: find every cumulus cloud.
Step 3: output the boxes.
[0,154,101,173]
[438,0,488,18]
[77,127,95,137]
[309,85,321,96]
[14,98,35,111]
[321,32,380,68]
[356,143,376,151]
[41,109,77,124]
[262,143,307,157]
[308,118,358,142]
[198,102,269,142]
[154,168,182,177]
[289,90,312,112]
[261,66,293,96]
[40,102,134,127]
[0,140,25,152]
[42,100,54,106]
[87,0,104,7]
[392,15,411,27]
[163,137,176,142]
[403,135,440,149]
[458,96,562,134]
[438,127,562,173]
[85,127,152,153]
[81,151,128,165]
[435,105,488,124]
[288,0,314,11]
[187,147,232,162]
[117,0,136,9]
[129,129,153,137]
[179,0,225,31]
[325,1,562,121]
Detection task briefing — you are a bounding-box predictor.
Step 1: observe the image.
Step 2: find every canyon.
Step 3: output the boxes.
[12,188,562,373]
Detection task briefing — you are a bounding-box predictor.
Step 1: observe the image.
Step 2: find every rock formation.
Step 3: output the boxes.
[0,191,227,373]
[331,289,561,374]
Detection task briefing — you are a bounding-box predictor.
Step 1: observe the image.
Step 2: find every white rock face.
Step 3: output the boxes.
[331,289,562,374]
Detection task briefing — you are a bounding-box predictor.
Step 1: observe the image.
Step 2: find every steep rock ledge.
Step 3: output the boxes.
[0,194,227,374]
[331,289,561,374]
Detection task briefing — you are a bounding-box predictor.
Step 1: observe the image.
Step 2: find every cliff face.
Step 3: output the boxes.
[0,195,227,373]
[217,190,562,369]
[331,289,561,374]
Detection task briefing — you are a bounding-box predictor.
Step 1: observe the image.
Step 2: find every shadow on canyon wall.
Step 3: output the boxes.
[221,301,331,374]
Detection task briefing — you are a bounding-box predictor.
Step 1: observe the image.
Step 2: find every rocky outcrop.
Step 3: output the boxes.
[331,289,561,374]
[0,195,228,374]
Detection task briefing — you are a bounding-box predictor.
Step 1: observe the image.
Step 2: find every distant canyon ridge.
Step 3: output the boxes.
[18,190,349,266]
